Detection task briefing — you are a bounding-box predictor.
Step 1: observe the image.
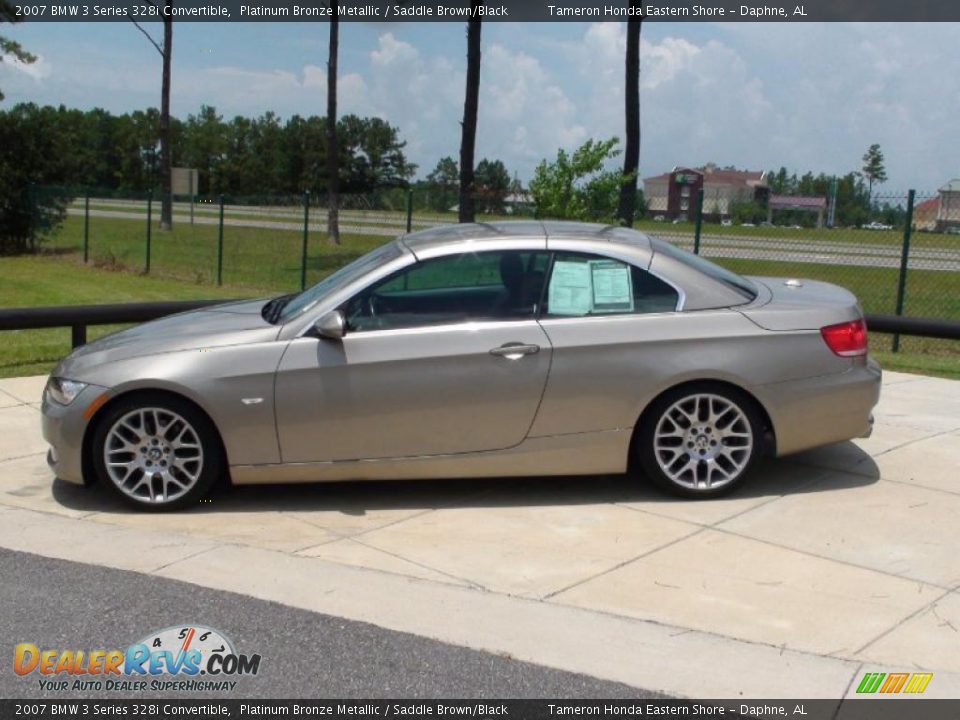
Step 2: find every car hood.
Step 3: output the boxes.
[55,299,282,377]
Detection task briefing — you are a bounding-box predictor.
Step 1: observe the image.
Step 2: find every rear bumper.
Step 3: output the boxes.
[759,357,881,457]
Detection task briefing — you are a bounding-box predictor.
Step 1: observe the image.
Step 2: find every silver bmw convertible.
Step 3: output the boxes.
[42,221,881,511]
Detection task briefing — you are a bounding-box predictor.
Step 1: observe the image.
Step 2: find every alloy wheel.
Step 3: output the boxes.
[652,393,753,491]
[102,407,204,505]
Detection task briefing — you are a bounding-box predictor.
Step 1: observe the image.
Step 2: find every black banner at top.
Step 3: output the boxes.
[9,0,960,22]
[5,699,960,720]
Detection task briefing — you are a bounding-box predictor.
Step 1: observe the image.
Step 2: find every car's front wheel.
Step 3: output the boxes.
[91,394,222,511]
[637,384,764,498]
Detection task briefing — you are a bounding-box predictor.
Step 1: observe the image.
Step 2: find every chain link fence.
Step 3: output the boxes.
[33,186,433,292]
[27,185,960,362]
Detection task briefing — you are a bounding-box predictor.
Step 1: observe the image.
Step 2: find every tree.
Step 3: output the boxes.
[0,102,415,204]
[458,8,482,223]
[530,138,625,222]
[425,157,459,212]
[616,2,643,227]
[861,143,887,199]
[114,109,162,191]
[1,0,36,101]
[337,115,416,193]
[181,106,227,195]
[221,115,253,194]
[326,4,340,244]
[0,104,71,253]
[765,165,873,227]
[130,4,174,229]
[159,5,172,229]
[729,200,766,225]
[283,114,326,195]
[249,111,286,195]
[474,158,510,214]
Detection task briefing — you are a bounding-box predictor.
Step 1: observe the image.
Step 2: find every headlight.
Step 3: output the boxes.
[46,377,88,406]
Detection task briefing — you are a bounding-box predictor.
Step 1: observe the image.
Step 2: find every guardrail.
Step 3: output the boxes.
[0,300,958,350]
[0,299,241,348]
[863,314,960,342]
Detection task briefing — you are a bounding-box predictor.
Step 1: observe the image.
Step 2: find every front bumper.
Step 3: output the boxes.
[41,381,109,485]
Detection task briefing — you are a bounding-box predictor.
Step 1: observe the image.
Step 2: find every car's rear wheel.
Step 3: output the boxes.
[91,394,222,511]
[637,384,763,498]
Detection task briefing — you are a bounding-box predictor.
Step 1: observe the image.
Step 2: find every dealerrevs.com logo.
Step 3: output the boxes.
[14,625,262,693]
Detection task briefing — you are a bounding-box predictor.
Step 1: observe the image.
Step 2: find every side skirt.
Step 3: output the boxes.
[230,429,631,485]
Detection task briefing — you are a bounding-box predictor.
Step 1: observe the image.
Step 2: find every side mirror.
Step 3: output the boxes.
[313,310,346,340]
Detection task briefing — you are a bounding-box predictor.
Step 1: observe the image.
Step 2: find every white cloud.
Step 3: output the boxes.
[1,52,52,81]
[548,21,960,191]
[346,33,462,171]
[370,32,420,67]
[640,37,701,89]
[561,24,780,179]
[696,23,960,191]
[477,43,584,170]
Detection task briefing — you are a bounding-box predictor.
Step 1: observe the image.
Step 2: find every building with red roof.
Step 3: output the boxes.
[643,164,769,221]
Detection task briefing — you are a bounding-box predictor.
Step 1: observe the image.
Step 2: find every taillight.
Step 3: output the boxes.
[821,319,868,357]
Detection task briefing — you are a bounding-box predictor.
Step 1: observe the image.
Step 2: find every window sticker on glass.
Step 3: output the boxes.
[548,257,636,316]
[548,260,593,315]
[591,260,634,312]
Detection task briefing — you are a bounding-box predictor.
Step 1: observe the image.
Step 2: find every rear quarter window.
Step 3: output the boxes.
[651,238,757,301]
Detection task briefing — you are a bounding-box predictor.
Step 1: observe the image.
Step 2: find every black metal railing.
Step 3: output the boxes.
[0,300,958,350]
[0,299,240,348]
[863,314,960,341]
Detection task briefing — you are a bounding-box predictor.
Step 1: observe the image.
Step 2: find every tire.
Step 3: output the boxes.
[637,383,764,499]
[91,393,223,511]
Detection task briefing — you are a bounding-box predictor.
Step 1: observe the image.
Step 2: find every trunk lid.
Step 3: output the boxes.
[739,276,863,331]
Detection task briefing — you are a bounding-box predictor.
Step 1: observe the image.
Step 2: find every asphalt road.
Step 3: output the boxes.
[1,548,665,700]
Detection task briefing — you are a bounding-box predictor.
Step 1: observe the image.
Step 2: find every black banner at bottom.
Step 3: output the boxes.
[4,699,960,720]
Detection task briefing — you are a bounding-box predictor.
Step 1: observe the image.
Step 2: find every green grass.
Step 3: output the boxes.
[871,348,960,381]
[4,213,958,379]
[47,215,390,291]
[0,255,245,378]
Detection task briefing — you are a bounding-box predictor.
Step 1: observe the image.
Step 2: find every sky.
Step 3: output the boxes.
[1,21,958,191]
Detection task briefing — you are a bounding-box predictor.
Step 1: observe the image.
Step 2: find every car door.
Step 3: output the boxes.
[274,249,552,463]
[528,250,683,438]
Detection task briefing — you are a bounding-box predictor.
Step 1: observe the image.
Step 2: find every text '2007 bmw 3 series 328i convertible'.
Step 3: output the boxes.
[42,221,880,511]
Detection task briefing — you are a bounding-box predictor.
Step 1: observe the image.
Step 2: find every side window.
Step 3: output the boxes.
[344,250,549,332]
[543,253,679,317]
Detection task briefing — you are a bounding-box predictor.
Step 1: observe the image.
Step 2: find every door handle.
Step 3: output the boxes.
[489,343,540,360]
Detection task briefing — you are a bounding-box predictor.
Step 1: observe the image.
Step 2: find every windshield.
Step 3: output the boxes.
[650,238,757,301]
[276,241,404,323]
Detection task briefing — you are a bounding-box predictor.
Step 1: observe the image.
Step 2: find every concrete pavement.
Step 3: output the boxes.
[1,370,959,698]
[3,548,658,699]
